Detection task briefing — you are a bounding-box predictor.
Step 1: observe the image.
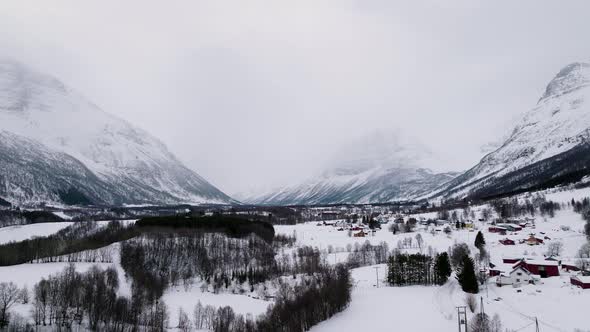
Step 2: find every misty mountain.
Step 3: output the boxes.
[436,62,590,200]
[0,60,234,206]
[241,131,458,205]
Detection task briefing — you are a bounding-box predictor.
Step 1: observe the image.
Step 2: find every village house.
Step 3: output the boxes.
[499,238,515,245]
[488,226,507,235]
[489,261,514,277]
[502,257,522,264]
[353,231,367,238]
[525,234,544,246]
[498,223,522,232]
[514,259,560,278]
[496,266,536,287]
[562,263,581,272]
[570,276,590,289]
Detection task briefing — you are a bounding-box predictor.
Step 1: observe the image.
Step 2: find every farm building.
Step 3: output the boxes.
[353,231,367,238]
[570,276,590,289]
[496,266,536,287]
[499,238,515,245]
[502,257,522,264]
[488,226,507,234]
[498,224,522,232]
[514,260,560,278]
[562,263,580,272]
[489,261,514,277]
[525,235,544,245]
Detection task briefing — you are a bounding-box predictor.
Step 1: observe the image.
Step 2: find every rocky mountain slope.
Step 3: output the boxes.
[0,60,233,206]
[243,131,458,205]
[436,62,590,200]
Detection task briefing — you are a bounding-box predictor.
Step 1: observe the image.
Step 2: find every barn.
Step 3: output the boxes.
[514,260,560,278]
[525,235,544,245]
[499,238,515,245]
[489,226,507,235]
[503,257,522,264]
[570,276,590,289]
[562,264,580,272]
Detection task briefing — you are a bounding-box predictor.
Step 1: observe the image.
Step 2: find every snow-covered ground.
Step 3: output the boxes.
[163,285,271,327]
[0,222,73,244]
[310,263,590,332]
[1,202,588,330]
[279,204,589,331]
[310,264,455,332]
[0,220,137,245]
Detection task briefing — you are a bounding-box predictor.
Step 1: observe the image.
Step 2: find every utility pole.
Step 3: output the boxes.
[456,306,468,332]
[480,296,484,316]
[535,317,540,332]
[373,266,380,288]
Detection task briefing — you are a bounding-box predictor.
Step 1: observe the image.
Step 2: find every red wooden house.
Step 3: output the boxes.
[562,264,580,272]
[503,257,522,264]
[499,238,515,245]
[525,235,544,245]
[514,260,559,278]
[488,226,507,235]
[570,276,590,289]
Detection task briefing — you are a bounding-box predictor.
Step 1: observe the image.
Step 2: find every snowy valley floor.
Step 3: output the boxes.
[309,264,590,332]
[1,197,590,331]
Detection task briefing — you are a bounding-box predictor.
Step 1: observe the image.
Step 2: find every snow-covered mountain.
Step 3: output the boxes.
[0,60,234,206]
[437,62,590,200]
[242,131,458,205]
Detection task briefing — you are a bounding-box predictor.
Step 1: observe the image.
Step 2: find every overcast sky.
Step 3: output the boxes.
[2,1,590,195]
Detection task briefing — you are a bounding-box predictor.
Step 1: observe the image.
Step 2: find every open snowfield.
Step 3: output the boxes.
[279,205,590,332]
[163,285,271,326]
[1,205,588,331]
[310,264,456,332]
[0,220,137,245]
[0,222,73,244]
[310,263,590,332]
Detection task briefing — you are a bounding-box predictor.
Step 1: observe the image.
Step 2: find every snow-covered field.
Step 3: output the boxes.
[0,222,73,244]
[0,219,137,245]
[279,205,590,332]
[0,203,588,331]
[163,285,271,326]
[276,209,587,260]
[310,264,455,332]
[309,263,590,332]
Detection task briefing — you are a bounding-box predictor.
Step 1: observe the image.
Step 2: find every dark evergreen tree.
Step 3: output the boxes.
[456,255,479,294]
[474,231,486,250]
[434,252,452,285]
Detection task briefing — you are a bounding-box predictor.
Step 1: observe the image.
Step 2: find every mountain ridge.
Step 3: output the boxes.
[0,60,234,206]
[434,61,590,200]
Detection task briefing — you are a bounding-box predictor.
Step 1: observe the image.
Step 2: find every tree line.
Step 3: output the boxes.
[386,251,451,286]
[119,231,324,303]
[136,215,275,243]
[0,210,65,228]
[182,264,352,332]
[24,264,168,331]
[0,221,138,266]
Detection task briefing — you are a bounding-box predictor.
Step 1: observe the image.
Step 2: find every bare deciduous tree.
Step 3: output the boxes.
[0,282,20,328]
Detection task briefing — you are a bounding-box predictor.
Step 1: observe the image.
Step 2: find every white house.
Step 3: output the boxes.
[496,266,536,287]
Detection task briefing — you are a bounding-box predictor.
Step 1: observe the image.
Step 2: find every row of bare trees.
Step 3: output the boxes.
[29,264,169,331]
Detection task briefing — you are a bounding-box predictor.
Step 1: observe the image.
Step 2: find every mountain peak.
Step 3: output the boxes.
[539,62,590,102]
[0,60,233,206]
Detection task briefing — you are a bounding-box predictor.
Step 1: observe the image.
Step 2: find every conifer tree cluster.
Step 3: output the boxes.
[433,252,452,285]
[387,252,452,286]
[456,255,479,294]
